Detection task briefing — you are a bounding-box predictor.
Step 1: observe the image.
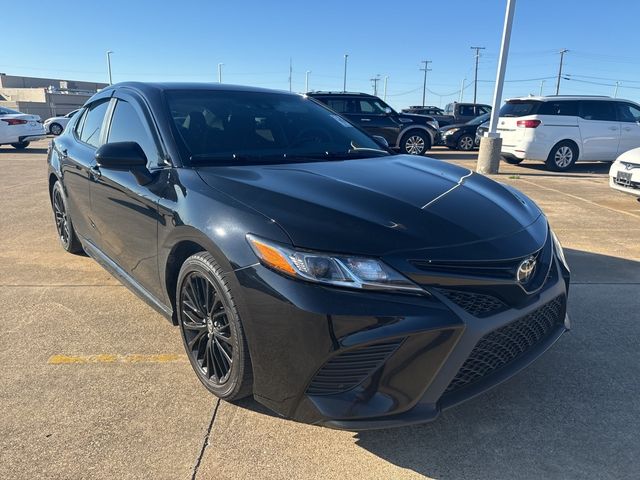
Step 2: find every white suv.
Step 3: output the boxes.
[497,96,640,171]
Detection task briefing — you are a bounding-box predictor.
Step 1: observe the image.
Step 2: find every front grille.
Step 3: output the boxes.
[444,296,565,394]
[437,289,507,317]
[306,339,403,396]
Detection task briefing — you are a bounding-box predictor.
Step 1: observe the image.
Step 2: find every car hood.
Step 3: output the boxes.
[439,122,474,133]
[399,113,433,124]
[196,155,542,257]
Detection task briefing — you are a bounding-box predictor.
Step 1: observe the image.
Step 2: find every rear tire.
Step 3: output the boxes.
[51,181,83,253]
[11,141,29,150]
[400,130,431,155]
[503,156,524,165]
[545,141,578,171]
[176,252,253,401]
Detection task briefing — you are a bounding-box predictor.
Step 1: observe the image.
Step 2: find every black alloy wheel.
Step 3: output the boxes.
[51,181,83,253]
[177,252,252,400]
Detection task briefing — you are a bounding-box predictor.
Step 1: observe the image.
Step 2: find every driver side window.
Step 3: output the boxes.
[107,99,160,166]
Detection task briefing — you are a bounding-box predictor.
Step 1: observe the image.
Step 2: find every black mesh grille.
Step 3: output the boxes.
[306,339,403,396]
[437,289,507,317]
[444,296,565,394]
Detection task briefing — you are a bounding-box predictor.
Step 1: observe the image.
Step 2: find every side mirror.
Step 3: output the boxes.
[383,107,393,115]
[95,142,153,185]
[372,135,389,148]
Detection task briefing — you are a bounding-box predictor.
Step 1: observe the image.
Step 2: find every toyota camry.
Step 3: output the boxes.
[47,83,570,430]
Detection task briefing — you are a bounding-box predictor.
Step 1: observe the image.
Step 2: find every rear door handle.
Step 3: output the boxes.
[360,118,371,122]
[609,126,619,130]
[623,127,632,131]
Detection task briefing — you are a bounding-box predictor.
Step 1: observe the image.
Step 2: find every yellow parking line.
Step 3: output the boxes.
[48,353,188,365]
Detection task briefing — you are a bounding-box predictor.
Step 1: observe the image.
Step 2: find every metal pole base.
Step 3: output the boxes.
[476,135,503,174]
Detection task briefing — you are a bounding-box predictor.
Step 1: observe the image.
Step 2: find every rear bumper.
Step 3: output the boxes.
[501,140,549,161]
[233,248,570,430]
[18,133,46,143]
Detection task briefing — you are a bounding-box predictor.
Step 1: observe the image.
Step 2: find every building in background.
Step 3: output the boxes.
[0,74,107,118]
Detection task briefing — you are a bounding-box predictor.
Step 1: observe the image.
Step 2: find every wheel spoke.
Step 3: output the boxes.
[187,328,207,350]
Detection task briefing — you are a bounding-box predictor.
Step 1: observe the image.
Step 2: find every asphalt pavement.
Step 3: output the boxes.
[1,141,638,479]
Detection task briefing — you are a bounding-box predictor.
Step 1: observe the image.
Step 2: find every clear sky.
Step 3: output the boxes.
[3,0,640,109]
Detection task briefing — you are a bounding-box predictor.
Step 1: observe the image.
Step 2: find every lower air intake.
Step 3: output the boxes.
[306,339,404,396]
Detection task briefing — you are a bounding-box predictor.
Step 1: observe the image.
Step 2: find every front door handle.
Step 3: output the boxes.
[360,118,371,122]
[623,127,632,131]
[89,165,102,179]
[609,126,619,131]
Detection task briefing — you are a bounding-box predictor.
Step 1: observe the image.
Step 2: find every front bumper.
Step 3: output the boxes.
[609,162,640,197]
[233,235,570,430]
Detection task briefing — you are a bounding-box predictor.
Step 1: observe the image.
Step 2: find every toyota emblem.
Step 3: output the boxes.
[516,257,536,283]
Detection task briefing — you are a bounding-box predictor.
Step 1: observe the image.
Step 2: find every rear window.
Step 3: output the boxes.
[538,101,579,116]
[499,100,541,117]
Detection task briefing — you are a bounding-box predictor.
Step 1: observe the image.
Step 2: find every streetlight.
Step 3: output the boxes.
[343,54,349,92]
[305,70,311,92]
[106,50,113,85]
[383,76,389,101]
[218,63,224,83]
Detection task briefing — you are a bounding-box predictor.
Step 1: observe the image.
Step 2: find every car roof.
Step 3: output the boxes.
[506,95,614,102]
[102,81,298,97]
[306,91,377,98]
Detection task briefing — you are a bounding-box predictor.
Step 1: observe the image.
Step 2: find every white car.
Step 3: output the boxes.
[496,96,640,171]
[0,106,46,149]
[610,147,640,198]
[43,109,80,136]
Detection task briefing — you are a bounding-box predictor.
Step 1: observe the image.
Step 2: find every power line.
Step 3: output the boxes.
[556,49,569,95]
[420,60,432,107]
[470,46,486,103]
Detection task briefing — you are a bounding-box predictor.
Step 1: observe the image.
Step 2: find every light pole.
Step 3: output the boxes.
[106,50,113,85]
[383,76,389,101]
[343,54,349,92]
[217,63,224,83]
[459,77,466,102]
[476,0,516,175]
[305,70,311,93]
[614,81,620,98]
[555,49,568,95]
[539,80,545,96]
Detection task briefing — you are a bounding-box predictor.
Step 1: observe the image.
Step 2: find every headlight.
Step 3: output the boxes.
[442,128,459,136]
[246,234,422,293]
[551,230,570,272]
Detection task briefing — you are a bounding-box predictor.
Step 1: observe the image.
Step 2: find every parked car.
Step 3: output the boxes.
[48,82,570,430]
[306,91,439,155]
[609,147,640,198]
[439,113,490,150]
[44,109,80,136]
[0,106,46,149]
[497,95,640,171]
[402,106,444,116]
[476,119,489,144]
[440,102,492,127]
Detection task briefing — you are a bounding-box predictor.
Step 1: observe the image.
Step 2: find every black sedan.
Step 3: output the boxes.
[47,83,570,430]
[439,113,490,150]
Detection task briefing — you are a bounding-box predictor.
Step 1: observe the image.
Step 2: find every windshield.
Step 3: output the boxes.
[499,100,541,117]
[467,113,491,125]
[166,90,388,165]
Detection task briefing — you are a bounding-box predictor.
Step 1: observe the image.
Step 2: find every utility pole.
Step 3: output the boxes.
[539,79,545,96]
[106,50,113,85]
[288,58,293,92]
[217,63,224,83]
[383,76,389,101]
[420,60,432,107]
[370,74,381,96]
[459,77,466,102]
[555,49,568,95]
[614,81,620,98]
[471,46,485,104]
[305,70,311,92]
[343,54,349,92]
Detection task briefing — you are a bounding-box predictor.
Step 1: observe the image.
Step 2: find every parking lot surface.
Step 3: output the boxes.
[1,141,639,479]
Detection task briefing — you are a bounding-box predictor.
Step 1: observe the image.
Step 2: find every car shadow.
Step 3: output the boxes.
[353,248,640,479]
[505,161,611,177]
[427,151,479,161]
[0,147,48,155]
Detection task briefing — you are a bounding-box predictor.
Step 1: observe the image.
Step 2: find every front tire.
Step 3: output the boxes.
[50,123,63,136]
[177,252,253,401]
[400,130,430,155]
[11,141,30,150]
[457,134,475,151]
[546,141,578,171]
[51,181,83,253]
